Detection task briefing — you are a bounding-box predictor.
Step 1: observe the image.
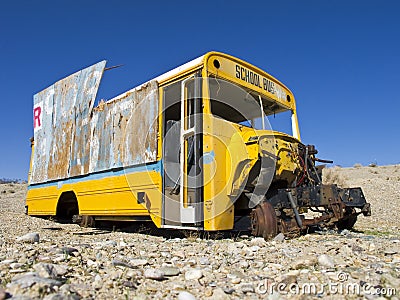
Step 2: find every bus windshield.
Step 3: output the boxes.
[208,77,291,133]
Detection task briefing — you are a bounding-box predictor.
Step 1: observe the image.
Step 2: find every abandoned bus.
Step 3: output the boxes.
[26,52,370,239]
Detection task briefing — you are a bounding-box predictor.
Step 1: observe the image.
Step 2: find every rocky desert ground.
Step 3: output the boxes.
[0,165,399,299]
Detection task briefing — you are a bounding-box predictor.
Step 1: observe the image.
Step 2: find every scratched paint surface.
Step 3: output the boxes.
[31,61,159,184]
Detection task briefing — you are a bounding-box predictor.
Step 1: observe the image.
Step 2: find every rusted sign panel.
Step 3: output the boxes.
[31,61,159,184]
[88,80,158,173]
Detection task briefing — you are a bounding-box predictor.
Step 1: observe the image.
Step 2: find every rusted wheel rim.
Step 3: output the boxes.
[250,201,278,240]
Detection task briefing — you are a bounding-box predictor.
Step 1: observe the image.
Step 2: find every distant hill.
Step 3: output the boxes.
[0,178,27,184]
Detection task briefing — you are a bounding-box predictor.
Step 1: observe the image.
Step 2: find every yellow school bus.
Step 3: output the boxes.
[27,52,370,239]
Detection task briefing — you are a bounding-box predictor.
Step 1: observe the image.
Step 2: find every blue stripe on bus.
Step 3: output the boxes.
[28,160,163,190]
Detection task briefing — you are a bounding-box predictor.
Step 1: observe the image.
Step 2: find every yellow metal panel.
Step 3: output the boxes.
[26,168,163,228]
[26,187,58,215]
[226,129,259,198]
[157,88,164,161]
[203,115,240,230]
[204,52,295,111]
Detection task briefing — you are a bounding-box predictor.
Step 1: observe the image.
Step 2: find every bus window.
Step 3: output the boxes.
[208,77,291,133]
[209,77,261,127]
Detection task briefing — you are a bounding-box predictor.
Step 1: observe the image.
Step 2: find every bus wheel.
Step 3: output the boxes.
[250,201,278,240]
[56,191,78,223]
[73,215,96,228]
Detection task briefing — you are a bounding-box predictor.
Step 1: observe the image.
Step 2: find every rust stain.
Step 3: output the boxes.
[31,61,159,184]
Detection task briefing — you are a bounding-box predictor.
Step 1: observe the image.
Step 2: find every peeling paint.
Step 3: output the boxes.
[31,61,159,184]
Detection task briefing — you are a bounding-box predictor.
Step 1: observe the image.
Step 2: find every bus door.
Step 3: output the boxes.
[162,75,203,227]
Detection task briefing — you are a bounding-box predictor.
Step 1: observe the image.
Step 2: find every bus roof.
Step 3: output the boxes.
[109,52,294,108]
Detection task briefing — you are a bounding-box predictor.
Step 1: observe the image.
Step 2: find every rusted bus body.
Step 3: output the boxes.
[28,61,163,225]
[27,52,370,235]
[30,61,158,183]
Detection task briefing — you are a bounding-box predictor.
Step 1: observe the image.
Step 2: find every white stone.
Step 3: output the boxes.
[273,233,285,242]
[144,268,165,280]
[318,254,335,268]
[17,233,39,243]
[178,291,196,300]
[184,269,203,280]
[130,259,148,267]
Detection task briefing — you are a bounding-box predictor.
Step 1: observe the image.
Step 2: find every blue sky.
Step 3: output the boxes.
[1,0,399,179]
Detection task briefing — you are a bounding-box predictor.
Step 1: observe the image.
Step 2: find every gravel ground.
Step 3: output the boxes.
[0,165,399,299]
